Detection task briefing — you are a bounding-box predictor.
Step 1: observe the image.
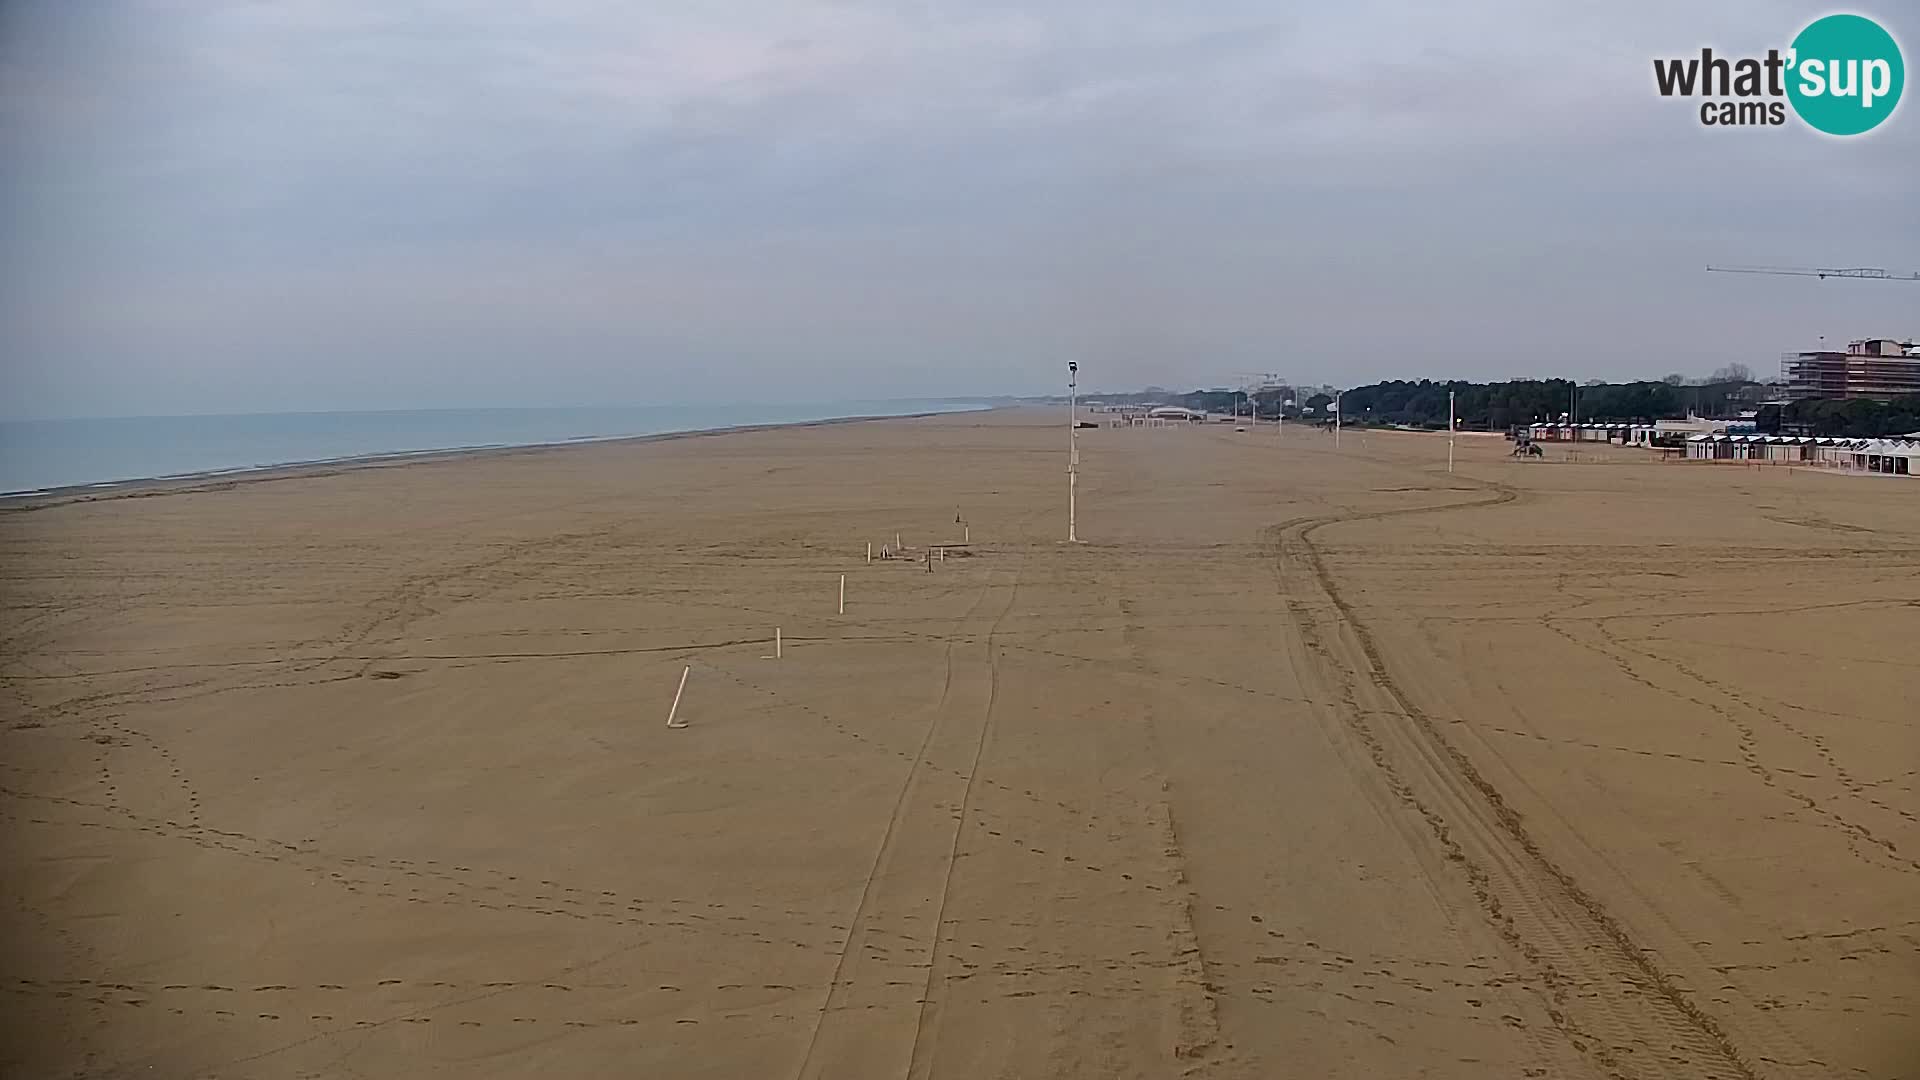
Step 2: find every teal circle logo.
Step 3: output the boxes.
[1787,14,1904,135]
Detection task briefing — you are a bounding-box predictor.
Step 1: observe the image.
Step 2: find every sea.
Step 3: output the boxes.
[0,400,989,497]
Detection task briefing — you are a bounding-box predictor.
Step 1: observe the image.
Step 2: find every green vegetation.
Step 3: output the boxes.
[1082,378,1920,438]
[1084,380,1758,428]
[1770,396,1920,438]
[1326,379,1767,429]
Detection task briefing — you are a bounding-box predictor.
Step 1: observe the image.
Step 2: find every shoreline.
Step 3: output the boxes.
[0,405,997,513]
[3,406,1912,1078]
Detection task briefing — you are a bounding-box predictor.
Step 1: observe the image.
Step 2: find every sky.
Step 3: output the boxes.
[1,1,1917,419]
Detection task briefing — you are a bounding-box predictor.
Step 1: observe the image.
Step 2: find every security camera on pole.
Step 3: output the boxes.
[1067,361,1081,543]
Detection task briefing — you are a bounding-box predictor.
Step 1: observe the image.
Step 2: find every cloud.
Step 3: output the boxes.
[1,0,1917,417]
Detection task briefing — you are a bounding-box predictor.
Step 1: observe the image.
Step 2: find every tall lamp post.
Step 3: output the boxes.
[1448,390,1456,473]
[1067,361,1080,543]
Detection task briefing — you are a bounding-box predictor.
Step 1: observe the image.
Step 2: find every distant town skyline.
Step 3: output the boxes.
[2,1,1917,421]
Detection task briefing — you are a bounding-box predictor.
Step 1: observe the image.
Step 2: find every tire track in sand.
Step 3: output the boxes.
[793,570,1019,1080]
[1274,476,1767,1080]
[902,575,1015,1080]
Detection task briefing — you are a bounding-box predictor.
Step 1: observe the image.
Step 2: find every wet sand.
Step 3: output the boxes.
[3,408,1915,1078]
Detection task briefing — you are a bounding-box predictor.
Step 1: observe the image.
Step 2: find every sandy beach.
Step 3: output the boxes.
[2,406,1915,1079]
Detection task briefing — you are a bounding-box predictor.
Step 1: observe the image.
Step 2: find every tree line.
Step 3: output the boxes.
[1315,379,1769,429]
[1135,380,1759,429]
[1765,396,1920,438]
[1086,379,1920,438]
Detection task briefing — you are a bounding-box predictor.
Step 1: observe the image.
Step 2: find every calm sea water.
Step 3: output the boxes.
[0,401,988,495]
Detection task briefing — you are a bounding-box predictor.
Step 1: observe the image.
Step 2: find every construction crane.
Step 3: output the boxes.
[1706,264,1920,282]
[1707,264,1920,383]
[1232,372,1290,421]
[1235,372,1289,397]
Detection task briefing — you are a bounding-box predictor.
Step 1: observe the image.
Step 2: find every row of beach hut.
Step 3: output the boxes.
[1523,419,1742,446]
[1684,434,1920,475]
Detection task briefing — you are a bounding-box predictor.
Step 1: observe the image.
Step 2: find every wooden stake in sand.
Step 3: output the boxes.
[866,542,872,564]
[839,574,846,614]
[666,665,691,729]
[762,627,782,660]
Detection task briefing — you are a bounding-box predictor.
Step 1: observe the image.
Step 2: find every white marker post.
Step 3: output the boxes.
[1067,361,1081,543]
[1448,390,1456,474]
[866,542,872,564]
[764,627,781,659]
[838,574,846,615]
[666,665,690,729]
[964,523,970,543]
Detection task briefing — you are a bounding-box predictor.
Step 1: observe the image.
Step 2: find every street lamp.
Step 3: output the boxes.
[1067,361,1080,543]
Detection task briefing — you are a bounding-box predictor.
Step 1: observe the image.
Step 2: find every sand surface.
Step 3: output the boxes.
[3,408,1916,1079]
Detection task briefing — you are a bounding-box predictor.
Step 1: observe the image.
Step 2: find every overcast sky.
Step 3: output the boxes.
[1,1,1916,419]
